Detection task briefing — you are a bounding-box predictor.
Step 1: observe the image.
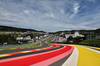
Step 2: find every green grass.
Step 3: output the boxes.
[52,35,55,38]
[46,35,55,43]
[80,39,100,44]
[47,40,52,43]
[0,43,41,49]
[79,39,100,47]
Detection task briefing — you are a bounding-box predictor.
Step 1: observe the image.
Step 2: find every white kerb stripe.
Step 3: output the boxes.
[62,48,79,66]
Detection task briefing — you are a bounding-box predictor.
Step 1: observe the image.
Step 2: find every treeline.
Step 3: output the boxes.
[0,34,18,45]
[54,28,100,35]
[0,33,43,45]
[66,36,86,44]
[66,36,100,47]
[0,25,45,32]
[80,39,100,47]
[0,25,46,45]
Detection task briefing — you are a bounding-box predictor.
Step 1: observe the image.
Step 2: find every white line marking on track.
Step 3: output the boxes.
[62,48,79,66]
[30,46,74,66]
[84,47,100,53]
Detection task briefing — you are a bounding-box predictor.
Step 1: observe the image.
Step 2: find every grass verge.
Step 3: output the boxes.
[0,43,41,49]
[46,35,55,43]
[79,39,100,47]
[47,40,52,43]
[52,35,55,38]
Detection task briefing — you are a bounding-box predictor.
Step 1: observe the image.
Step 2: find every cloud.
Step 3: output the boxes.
[24,10,30,14]
[74,2,80,14]
[0,0,100,32]
[70,2,80,18]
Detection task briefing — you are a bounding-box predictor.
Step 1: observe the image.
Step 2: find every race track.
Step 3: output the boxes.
[0,36,74,66]
[0,43,74,66]
[0,37,100,66]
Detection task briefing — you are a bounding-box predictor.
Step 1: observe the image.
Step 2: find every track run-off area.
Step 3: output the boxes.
[0,37,100,66]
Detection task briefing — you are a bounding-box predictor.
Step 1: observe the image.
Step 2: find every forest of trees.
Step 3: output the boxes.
[54,28,100,35]
[0,33,43,45]
[0,25,45,45]
[0,25,45,32]
[0,34,18,45]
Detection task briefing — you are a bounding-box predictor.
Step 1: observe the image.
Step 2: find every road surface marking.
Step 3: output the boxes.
[62,48,79,66]
[0,44,54,58]
[72,45,100,66]
[30,46,74,66]
[84,47,100,53]
[21,51,32,53]
[83,46,100,50]
[0,54,10,57]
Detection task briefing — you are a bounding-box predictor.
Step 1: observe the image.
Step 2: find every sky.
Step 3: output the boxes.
[0,0,100,32]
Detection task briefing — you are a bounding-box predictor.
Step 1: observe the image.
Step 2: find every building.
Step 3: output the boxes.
[16,36,31,41]
[65,32,84,39]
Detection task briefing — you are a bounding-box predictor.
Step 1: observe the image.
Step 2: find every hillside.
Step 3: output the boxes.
[54,28,100,35]
[0,25,45,33]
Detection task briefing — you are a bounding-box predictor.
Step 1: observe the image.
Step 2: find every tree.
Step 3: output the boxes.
[67,36,73,43]
[73,37,83,43]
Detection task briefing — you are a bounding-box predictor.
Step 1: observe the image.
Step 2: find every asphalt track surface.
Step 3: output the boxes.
[0,36,51,54]
[49,52,72,66]
[0,45,63,60]
[0,39,74,66]
[2,35,100,66]
[0,45,74,66]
